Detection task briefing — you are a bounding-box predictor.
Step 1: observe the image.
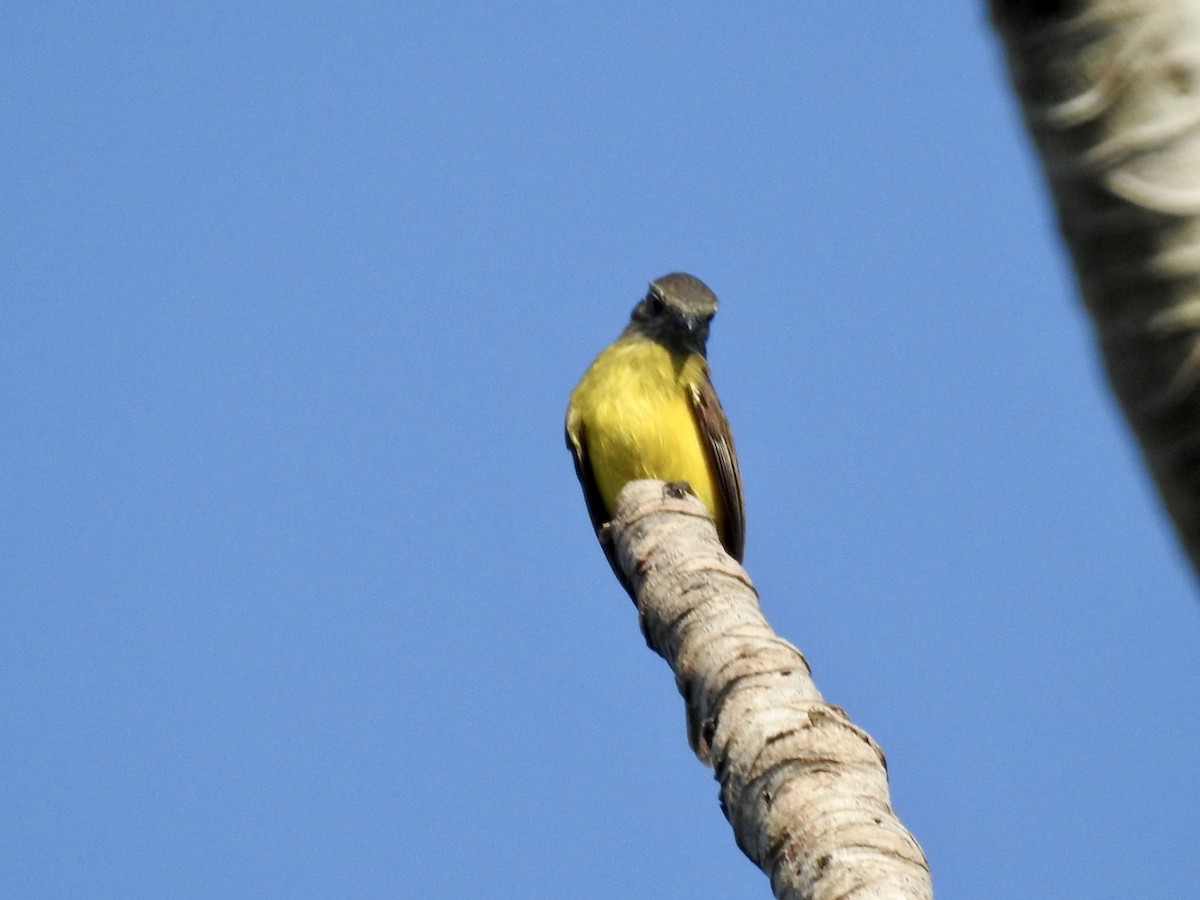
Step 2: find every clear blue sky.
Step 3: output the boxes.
[4,4,1199,898]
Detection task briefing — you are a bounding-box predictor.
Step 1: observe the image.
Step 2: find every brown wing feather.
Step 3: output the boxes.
[689,373,746,561]
[565,420,634,596]
[565,420,610,539]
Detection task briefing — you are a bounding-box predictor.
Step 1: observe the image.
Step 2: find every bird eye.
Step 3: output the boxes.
[647,292,665,314]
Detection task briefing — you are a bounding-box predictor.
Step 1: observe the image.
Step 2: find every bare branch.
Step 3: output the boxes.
[608,480,931,900]
[991,0,1200,579]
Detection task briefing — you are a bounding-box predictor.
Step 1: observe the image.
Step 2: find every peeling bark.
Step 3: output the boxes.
[608,480,931,900]
[992,0,1200,579]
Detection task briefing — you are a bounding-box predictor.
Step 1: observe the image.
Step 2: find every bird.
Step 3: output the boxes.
[565,273,745,591]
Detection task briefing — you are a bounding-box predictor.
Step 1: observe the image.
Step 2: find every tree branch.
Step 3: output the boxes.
[608,480,931,900]
[991,0,1200,579]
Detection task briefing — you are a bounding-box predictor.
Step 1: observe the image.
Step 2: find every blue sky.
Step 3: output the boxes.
[4,4,1199,898]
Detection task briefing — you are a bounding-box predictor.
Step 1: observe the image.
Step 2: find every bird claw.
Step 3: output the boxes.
[663,480,694,501]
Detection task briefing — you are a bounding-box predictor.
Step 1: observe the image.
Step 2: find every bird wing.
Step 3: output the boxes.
[564,418,610,540]
[689,372,746,561]
[565,418,634,596]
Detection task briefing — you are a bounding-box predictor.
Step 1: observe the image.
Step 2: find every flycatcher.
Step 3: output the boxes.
[565,273,745,586]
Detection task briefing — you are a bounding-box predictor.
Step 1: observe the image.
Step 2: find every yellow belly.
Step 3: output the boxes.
[568,338,722,531]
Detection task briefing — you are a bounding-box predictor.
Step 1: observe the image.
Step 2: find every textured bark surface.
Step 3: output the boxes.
[992,0,1200,579]
[609,480,931,900]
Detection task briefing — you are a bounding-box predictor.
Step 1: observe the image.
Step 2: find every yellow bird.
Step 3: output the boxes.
[565,273,745,587]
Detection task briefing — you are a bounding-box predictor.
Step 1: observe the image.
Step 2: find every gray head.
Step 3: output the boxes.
[626,272,719,356]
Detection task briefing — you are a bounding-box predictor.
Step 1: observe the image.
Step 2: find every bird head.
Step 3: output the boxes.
[629,272,719,356]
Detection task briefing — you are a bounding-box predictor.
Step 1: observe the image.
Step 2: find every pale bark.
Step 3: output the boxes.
[991,0,1200,578]
[608,480,931,900]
